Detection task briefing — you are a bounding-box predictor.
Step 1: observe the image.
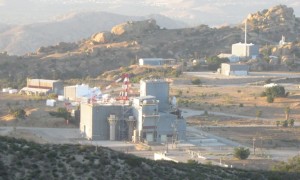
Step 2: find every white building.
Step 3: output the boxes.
[139,58,176,66]
[220,63,250,76]
[231,43,259,58]
[64,84,101,101]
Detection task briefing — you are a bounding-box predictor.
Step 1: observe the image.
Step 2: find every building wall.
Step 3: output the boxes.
[53,81,64,95]
[232,43,259,57]
[27,79,63,95]
[80,103,127,141]
[230,71,248,76]
[64,86,77,100]
[80,103,94,139]
[156,113,186,143]
[139,58,163,66]
[221,63,249,76]
[140,80,170,112]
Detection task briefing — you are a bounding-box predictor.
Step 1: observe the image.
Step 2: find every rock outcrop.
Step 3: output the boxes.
[111,19,159,36]
[91,32,113,43]
[245,5,300,41]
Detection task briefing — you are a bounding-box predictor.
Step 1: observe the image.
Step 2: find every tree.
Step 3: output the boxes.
[288,119,295,127]
[233,147,250,160]
[281,120,288,128]
[265,86,286,98]
[272,155,300,172]
[276,121,280,127]
[206,56,229,70]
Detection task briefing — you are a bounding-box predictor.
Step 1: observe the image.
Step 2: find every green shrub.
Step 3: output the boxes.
[10,108,26,119]
[191,78,201,85]
[233,147,250,160]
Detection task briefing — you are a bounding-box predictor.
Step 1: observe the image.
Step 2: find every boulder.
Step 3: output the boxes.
[91,32,113,43]
[111,19,159,36]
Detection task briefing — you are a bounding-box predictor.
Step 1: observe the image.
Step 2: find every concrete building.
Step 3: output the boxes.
[220,63,250,76]
[79,78,186,144]
[140,79,169,112]
[20,78,63,95]
[231,43,259,58]
[139,58,176,66]
[80,103,129,141]
[132,96,186,143]
[64,84,101,101]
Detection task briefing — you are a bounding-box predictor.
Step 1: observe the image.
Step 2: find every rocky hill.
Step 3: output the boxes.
[0,12,186,55]
[0,136,298,180]
[1,5,300,89]
[246,5,300,43]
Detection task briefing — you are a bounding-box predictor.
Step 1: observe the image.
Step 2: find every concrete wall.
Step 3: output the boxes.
[80,103,127,141]
[64,86,77,101]
[80,103,94,140]
[232,43,259,57]
[53,81,64,95]
[140,80,170,112]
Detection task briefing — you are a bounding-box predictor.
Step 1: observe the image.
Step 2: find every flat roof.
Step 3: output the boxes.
[20,87,51,93]
[28,79,61,83]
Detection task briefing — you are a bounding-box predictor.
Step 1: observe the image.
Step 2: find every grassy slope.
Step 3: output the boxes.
[0,136,298,180]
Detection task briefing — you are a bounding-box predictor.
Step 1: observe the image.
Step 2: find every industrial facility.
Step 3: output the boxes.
[79,78,186,144]
[19,78,63,95]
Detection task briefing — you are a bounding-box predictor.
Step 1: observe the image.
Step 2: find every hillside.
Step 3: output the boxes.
[0,136,298,180]
[1,5,300,89]
[0,12,186,55]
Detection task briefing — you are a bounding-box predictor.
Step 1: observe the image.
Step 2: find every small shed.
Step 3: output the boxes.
[220,63,249,76]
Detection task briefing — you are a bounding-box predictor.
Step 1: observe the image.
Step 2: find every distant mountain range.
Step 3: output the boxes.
[0,12,186,55]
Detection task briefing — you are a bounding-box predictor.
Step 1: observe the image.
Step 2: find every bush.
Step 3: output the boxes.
[265,86,286,98]
[11,108,26,119]
[49,107,71,120]
[272,155,300,172]
[191,78,201,85]
[187,159,198,165]
[233,147,250,160]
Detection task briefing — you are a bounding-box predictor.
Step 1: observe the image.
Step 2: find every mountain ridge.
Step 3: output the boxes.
[0,11,186,55]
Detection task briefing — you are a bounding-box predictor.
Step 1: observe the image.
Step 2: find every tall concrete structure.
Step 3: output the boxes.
[126,116,135,141]
[80,103,128,140]
[108,114,118,141]
[132,95,186,143]
[132,96,159,142]
[140,79,169,112]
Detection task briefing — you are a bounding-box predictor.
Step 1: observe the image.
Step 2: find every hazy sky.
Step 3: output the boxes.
[1,0,300,26]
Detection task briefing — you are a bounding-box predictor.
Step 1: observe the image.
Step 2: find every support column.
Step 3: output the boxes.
[126,116,135,141]
[108,115,118,141]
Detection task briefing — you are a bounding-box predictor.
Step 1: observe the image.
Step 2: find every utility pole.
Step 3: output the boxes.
[252,137,256,155]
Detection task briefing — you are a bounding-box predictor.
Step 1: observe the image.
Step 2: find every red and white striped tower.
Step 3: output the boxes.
[119,74,130,101]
